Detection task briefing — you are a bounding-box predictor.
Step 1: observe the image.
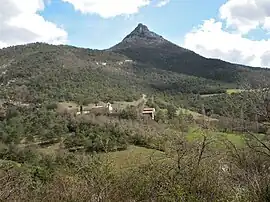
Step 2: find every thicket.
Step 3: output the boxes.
[3,39,270,202]
[0,104,178,154]
[0,43,239,104]
[1,127,270,201]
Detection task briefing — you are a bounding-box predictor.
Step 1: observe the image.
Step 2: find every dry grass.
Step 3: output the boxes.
[186,127,246,148]
[57,94,146,112]
[37,142,63,155]
[226,89,244,94]
[28,141,168,172]
[100,146,167,171]
[177,107,218,122]
[57,101,79,113]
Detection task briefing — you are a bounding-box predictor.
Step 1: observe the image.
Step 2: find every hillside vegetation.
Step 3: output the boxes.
[2,25,270,105]
[0,43,236,105]
[1,97,270,201]
[111,24,270,88]
[1,23,270,202]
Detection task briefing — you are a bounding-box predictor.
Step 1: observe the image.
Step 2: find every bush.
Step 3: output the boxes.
[46,103,58,110]
[119,106,138,120]
[82,99,92,106]
[155,110,166,123]
[167,105,177,119]
[64,121,130,153]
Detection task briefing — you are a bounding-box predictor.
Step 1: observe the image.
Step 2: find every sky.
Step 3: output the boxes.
[1,0,270,67]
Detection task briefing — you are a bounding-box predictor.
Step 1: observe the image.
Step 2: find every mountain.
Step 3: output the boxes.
[111,23,190,56]
[110,23,270,87]
[0,42,229,104]
[112,23,169,49]
[1,23,270,104]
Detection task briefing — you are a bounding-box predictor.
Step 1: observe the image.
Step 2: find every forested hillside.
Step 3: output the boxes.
[0,43,233,104]
[1,24,270,105]
[1,24,270,202]
[111,23,270,87]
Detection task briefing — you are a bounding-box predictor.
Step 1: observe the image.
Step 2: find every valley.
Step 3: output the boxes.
[1,23,270,201]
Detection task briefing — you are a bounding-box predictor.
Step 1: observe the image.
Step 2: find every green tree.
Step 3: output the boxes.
[167,105,177,119]
[155,110,166,122]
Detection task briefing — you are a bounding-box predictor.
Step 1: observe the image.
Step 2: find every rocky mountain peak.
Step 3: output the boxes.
[122,23,165,43]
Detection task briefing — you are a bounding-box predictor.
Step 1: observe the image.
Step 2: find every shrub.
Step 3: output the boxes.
[46,103,58,110]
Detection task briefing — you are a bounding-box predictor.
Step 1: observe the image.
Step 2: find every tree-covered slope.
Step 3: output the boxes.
[110,23,270,88]
[0,43,231,103]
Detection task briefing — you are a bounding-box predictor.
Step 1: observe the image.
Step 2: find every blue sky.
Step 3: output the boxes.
[41,0,227,49]
[0,0,270,67]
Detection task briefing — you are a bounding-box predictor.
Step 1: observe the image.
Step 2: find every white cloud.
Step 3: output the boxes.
[61,0,151,18]
[263,17,270,30]
[219,0,270,34]
[156,0,170,7]
[261,51,270,66]
[0,0,67,48]
[183,0,270,67]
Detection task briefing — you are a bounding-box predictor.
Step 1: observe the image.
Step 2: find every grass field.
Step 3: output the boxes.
[35,142,168,171]
[226,88,269,95]
[200,93,224,98]
[100,146,167,170]
[57,101,79,112]
[226,89,244,95]
[57,94,147,112]
[100,128,252,172]
[200,88,267,97]
[198,89,243,97]
[177,108,218,122]
[37,142,63,155]
[186,127,246,148]
[27,127,258,174]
